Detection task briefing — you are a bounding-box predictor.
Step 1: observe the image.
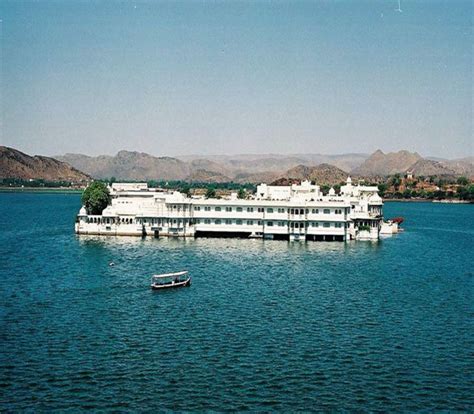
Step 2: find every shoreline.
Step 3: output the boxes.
[0,187,83,194]
[384,198,471,204]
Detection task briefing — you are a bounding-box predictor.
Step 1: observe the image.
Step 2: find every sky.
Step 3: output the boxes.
[0,0,472,159]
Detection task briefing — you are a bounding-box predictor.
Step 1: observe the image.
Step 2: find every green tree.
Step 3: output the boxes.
[82,181,111,215]
[432,190,446,200]
[456,185,474,200]
[378,183,388,196]
[402,189,412,199]
[205,187,216,199]
[320,184,330,195]
[390,174,401,190]
[179,184,191,197]
[457,176,469,186]
[238,188,246,199]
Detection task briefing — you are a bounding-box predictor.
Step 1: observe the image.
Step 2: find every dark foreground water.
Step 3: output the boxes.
[0,193,473,412]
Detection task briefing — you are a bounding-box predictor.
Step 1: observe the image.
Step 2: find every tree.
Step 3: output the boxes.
[402,189,412,199]
[457,176,469,186]
[205,187,216,199]
[320,184,330,195]
[378,183,387,197]
[82,181,111,215]
[390,174,401,190]
[179,185,191,197]
[238,188,246,199]
[456,185,474,201]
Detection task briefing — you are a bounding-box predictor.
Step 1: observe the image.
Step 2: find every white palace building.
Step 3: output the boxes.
[75,177,384,241]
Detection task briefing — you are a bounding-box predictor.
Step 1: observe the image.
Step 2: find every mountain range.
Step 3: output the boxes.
[1,146,472,186]
[57,149,473,182]
[0,146,90,183]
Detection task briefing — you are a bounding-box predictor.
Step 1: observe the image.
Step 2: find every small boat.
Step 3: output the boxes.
[150,271,191,290]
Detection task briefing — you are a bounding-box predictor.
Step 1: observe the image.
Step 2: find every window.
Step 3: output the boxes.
[215,219,221,225]
[204,206,211,211]
[194,206,200,211]
[300,209,304,215]
[226,207,232,212]
[323,222,330,228]
[323,209,330,214]
[195,219,201,224]
[267,221,273,226]
[258,207,264,213]
[312,208,319,214]
[305,209,309,214]
[335,222,342,228]
[278,221,285,227]
[267,208,273,213]
[204,219,211,224]
[257,220,262,226]
[237,207,243,212]
[247,220,254,226]
[225,219,232,225]
[312,222,319,227]
[247,207,254,212]
[215,207,221,211]
[335,209,342,214]
[236,219,242,225]
[278,208,286,213]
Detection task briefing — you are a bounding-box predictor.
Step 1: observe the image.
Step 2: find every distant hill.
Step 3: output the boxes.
[57,149,473,182]
[0,146,90,182]
[177,153,368,174]
[185,169,231,183]
[58,151,190,180]
[352,150,422,176]
[59,150,364,182]
[440,157,474,178]
[272,163,349,186]
[409,159,456,177]
[233,171,281,184]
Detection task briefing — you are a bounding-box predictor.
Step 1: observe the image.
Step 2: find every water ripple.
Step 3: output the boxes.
[0,195,473,411]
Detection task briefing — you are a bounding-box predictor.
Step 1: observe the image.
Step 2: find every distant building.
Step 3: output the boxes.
[75,177,384,241]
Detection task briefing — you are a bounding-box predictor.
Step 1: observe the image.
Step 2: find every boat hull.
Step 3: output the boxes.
[150,278,191,290]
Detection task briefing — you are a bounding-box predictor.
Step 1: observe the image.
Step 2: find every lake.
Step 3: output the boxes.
[0,193,472,411]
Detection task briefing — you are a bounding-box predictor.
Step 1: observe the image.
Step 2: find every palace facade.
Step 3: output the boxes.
[75,178,383,241]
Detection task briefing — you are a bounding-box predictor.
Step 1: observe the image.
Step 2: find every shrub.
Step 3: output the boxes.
[82,181,111,215]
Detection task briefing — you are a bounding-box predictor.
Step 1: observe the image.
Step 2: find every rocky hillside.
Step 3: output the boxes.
[57,149,473,182]
[272,164,349,186]
[0,146,91,182]
[352,150,422,176]
[409,159,456,176]
[186,169,231,183]
[439,157,474,178]
[178,153,368,174]
[58,151,190,181]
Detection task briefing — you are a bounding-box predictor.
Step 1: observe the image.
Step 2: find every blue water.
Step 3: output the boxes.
[0,193,472,411]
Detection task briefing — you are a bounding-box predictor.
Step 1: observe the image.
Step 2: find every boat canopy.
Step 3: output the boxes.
[152,271,188,279]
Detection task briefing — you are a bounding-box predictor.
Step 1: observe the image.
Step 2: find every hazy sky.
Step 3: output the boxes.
[1,0,472,159]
